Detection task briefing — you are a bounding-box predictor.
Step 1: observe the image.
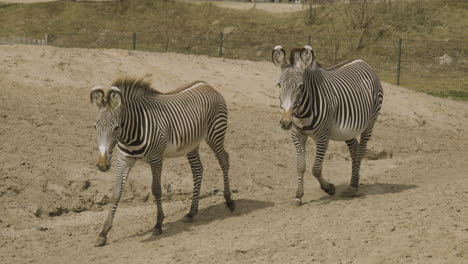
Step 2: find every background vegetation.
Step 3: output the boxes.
[0,0,467,99]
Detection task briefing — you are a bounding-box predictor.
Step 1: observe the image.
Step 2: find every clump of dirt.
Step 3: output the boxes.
[366,149,393,160]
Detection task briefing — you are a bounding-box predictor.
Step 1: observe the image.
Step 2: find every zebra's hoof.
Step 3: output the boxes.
[226,199,235,211]
[183,214,195,223]
[291,198,302,207]
[94,236,107,247]
[153,227,163,235]
[323,184,336,196]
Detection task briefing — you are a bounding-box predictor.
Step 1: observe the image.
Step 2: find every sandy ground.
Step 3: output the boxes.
[0,0,55,3]
[1,44,468,263]
[0,0,304,13]
[188,1,304,13]
[0,0,114,3]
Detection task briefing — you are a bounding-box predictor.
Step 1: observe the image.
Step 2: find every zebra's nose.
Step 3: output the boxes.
[97,153,110,172]
[97,164,110,172]
[280,120,292,130]
[280,108,293,130]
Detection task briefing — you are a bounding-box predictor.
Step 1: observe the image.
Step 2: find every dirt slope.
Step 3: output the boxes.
[0,0,56,3]
[187,1,304,13]
[1,45,468,263]
[1,0,303,13]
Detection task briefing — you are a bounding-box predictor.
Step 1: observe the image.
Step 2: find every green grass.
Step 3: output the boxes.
[0,0,467,99]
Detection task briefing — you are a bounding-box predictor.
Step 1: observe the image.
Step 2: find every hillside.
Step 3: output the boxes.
[1,0,467,100]
[1,44,468,263]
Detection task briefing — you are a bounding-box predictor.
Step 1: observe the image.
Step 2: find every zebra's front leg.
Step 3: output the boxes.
[313,137,335,195]
[149,158,165,235]
[291,131,308,206]
[342,138,362,197]
[184,150,204,222]
[95,156,135,247]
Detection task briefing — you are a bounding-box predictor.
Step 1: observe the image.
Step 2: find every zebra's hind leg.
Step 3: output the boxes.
[149,158,165,235]
[206,115,234,211]
[208,144,234,211]
[358,124,375,162]
[184,150,204,222]
[313,137,335,196]
[342,138,363,198]
[343,120,377,197]
[95,156,135,247]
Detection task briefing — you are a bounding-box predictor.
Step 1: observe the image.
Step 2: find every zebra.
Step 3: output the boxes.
[90,77,235,247]
[271,45,384,205]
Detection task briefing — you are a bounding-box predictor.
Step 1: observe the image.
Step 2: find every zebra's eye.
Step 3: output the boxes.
[93,124,97,129]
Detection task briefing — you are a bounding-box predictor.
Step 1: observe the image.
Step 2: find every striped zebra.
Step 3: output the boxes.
[90,77,234,247]
[271,45,384,205]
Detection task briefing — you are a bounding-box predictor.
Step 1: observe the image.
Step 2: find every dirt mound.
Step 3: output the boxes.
[187,1,304,13]
[1,45,468,263]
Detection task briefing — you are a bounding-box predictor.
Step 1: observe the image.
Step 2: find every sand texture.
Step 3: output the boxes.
[1,45,468,263]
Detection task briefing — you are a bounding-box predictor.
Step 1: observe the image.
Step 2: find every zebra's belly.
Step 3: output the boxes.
[162,141,201,158]
[329,124,364,141]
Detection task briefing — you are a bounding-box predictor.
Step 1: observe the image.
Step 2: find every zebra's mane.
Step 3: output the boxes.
[111,77,162,98]
[288,48,321,68]
[325,59,356,71]
[288,48,303,66]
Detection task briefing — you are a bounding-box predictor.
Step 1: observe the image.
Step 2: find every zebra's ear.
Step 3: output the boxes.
[90,87,105,108]
[108,87,122,110]
[300,46,314,69]
[272,45,286,67]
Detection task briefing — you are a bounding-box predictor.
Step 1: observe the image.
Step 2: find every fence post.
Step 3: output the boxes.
[219,32,224,57]
[132,32,136,50]
[165,30,169,52]
[308,35,312,46]
[396,38,402,86]
[45,33,48,45]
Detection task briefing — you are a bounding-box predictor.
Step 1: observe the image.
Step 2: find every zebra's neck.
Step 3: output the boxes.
[295,66,323,116]
[293,65,329,131]
[118,101,154,150]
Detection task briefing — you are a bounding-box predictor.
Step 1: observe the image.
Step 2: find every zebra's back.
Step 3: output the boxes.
[150,82,226,158]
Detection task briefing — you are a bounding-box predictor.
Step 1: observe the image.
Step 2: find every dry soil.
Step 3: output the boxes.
[1,45,468,263]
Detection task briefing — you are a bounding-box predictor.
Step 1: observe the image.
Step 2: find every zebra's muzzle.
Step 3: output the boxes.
[280,109,293,130]
[280,120,292,130]
[97,152,110,172]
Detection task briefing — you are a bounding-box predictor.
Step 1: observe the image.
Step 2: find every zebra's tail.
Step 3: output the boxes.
[372,78,384,118]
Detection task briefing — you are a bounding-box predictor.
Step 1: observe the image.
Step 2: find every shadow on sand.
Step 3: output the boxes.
[114,199,274,244]
[305,183,418,205]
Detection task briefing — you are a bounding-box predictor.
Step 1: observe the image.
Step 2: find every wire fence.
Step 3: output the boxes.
[2,30,467,99]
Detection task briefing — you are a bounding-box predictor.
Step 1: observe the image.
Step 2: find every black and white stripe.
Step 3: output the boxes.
[272,45,384,204]
[91,78,234,247]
